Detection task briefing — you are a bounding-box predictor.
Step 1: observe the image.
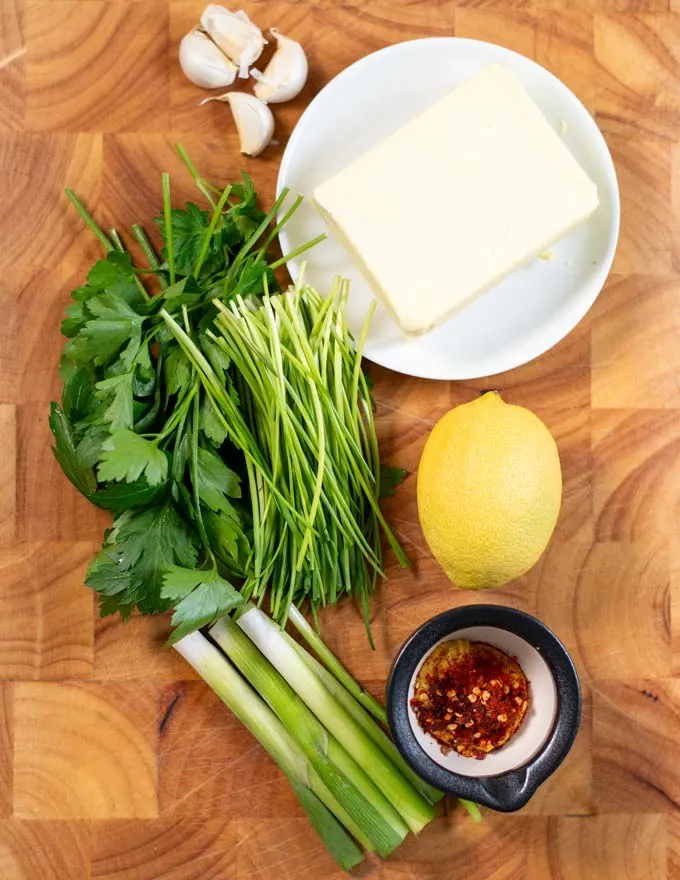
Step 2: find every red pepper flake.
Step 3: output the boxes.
[411,640,529,760]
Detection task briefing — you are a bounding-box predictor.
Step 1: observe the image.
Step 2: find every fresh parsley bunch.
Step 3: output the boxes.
[50,147,321,642]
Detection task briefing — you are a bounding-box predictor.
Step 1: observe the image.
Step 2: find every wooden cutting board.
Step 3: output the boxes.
[0,0,678,877]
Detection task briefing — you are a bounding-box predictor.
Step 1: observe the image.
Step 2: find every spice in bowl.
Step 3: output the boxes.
[411,639,529,759]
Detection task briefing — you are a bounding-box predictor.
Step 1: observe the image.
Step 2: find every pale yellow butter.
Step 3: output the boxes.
[313,64,599,336]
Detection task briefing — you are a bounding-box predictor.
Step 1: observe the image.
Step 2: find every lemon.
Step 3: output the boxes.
[417,392,562,590]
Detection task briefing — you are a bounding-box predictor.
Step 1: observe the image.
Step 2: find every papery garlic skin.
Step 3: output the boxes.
[200,5,266,79]
[179,28,238,89]
[202,92,274,157]
[253,29,308,103]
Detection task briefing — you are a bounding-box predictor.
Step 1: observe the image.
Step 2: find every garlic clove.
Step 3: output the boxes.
[179,27,238,89]
[201,92,274,157]
[200,5,266,79]
[252,28,308,104]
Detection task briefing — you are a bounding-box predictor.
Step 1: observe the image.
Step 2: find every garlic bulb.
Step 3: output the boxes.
[201,92,274,157]
[200,5,266,79]
[179,28,238,89]
[252,29,308,104]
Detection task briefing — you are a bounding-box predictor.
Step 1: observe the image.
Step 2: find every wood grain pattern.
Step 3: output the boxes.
[592,678,680,812]
[13,681,159,819]
[90,818,235,879]
[526,815,667,879]
[0,543,94,679]
[24,1,169,132]
[0,820,90,880]
[1,0,680,876]
[0,407,16,545]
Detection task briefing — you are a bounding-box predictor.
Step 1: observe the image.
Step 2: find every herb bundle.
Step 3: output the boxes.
[50,147,407,643]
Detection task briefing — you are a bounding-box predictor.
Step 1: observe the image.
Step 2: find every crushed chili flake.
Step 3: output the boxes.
[411,640,529,759]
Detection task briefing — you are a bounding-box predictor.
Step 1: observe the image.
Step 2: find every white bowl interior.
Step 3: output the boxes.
[407,626,557,778]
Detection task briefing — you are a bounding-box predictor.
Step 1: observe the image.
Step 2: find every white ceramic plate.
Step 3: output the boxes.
[277,38,620,381]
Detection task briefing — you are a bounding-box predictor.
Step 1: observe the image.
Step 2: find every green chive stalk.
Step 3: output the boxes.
[161,278,409,638]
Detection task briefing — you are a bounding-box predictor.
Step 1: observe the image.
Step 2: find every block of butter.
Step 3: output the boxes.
[313,64,599,336]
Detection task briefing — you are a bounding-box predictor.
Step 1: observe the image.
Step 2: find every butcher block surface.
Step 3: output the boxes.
[1,0,680,877]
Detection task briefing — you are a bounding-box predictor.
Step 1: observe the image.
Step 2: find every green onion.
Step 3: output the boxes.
[234,606,436,834]
[175,607,484,869]
[283,628,443,805]
[460,799,483,822]
[283,627,480,817]
[174,630,364,870]
[210,617,407,857]
[287,604,388,724]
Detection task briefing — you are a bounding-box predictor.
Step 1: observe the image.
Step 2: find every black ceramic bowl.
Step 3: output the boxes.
[386,605,581,812]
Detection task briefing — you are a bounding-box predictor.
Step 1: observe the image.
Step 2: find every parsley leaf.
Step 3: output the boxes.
[62,253,143,340]
[229,171,259,213]
[164,346,192,398]
[199,395,228,447]
[87,251,140,302]
[62,367,97,422]
[232,257,277,298]
[75,424,110,467]
[64,292,144,368]
[86,502,199,616]
[132,344,156,397]
[94,479,166,514]
[379,464,409,498]
[161,565,243,644]
[156,202,210,277]
[229,173,266,235]
[204,508,249,573]
[49,403,97,497]
[61,290,90,337]
[161,277,204,312]
[195,446,241,511]
[98,430,168,485]
[95,373,134,430]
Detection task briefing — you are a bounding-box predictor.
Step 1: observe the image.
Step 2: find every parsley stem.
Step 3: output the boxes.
[175,143,217,209]
[255,194,304,261]
[269,234,327,271]
[109,228,125,251]
[161,173,176,286]
[132,224,167,290]
[194,184,232,278]
[64,188,113,252]
[190,393,215,559]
